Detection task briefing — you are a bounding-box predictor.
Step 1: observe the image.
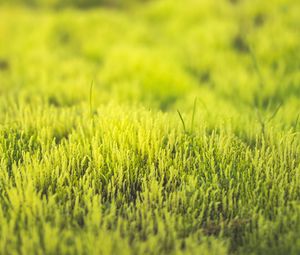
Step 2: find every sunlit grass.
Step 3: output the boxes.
[0,0,299,254]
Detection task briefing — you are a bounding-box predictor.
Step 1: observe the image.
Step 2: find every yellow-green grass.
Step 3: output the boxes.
[0,0,299,254]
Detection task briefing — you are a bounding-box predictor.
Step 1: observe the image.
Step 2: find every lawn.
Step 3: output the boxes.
[0,0,299,254]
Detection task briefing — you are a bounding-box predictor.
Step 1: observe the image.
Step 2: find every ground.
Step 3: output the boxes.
[0,0,299,254]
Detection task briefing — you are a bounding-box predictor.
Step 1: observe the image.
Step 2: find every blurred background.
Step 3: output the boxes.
[0,0,299,118]
[0,0,150,8]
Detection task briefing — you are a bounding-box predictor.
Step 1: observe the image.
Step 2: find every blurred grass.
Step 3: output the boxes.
[0,0,150,8]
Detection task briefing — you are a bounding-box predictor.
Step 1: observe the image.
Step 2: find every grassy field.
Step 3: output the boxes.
[0,0,299,254]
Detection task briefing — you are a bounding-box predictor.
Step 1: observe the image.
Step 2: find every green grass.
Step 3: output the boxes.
[0,0,299,254]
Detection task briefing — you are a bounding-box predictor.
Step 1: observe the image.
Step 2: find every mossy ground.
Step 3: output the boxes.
[0,0,299,254]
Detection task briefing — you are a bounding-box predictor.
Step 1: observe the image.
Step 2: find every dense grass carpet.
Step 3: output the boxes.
[0,0,299,254]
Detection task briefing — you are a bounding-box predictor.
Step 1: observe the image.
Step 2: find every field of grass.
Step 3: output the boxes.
[0,0,299,254]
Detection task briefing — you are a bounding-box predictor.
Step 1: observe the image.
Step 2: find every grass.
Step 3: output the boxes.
[0,0,299,254]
